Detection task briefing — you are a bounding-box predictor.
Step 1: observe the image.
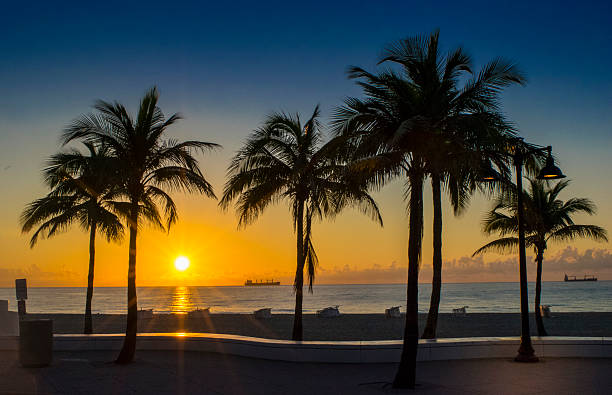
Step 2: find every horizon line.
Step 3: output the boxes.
[1,279,610,288]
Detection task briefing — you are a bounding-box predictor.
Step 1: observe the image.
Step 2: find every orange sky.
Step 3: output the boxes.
[1,142,610,287]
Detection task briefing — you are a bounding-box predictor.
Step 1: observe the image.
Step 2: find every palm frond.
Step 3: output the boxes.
[472,237,519,256]
[476,176,607,261]
[146,166,216,199]
[302,212,318,293]
[145,186,178,230]
[548,225,608,244]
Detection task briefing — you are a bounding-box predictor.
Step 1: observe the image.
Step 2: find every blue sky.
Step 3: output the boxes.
[2,1,611,126]
[1,0,611,284]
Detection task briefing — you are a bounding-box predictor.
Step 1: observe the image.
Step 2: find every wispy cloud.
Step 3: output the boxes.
[2,247,610,286]
[315,247,612,283]
[0,264,80,287]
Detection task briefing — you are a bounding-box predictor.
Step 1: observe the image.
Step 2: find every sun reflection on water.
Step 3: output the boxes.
[170,286,196,314]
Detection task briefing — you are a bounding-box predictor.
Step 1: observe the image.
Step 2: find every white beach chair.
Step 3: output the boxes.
[540,305,552,318]
[187,307,210,318]
[137,308,154,320]
[317,306,340,318]
[385,306,401,318]
[452,306,468,316]
[254,308,272,319]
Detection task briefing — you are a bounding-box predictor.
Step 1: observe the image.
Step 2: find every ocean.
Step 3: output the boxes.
[1,281,610,314]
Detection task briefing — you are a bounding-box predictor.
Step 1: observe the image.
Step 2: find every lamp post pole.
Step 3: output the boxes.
[513,151,537,362]
[482,142,564,362]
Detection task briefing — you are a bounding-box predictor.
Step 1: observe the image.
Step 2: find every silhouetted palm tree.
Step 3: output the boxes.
[474,177,608,335]
[61,87,219,363]
[333,30,524,388]
[220,106,382,340]
[21,142,124,334]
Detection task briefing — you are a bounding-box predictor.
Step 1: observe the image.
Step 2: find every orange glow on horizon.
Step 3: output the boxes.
[3,183,611,287]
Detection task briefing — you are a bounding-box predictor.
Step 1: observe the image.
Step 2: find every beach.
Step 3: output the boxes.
[24,312,612,340]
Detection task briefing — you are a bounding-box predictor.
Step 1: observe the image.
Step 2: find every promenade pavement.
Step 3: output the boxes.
[1,350,611,394]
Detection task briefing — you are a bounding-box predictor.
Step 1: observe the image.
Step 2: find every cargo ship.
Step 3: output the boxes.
[564,274,597,282]
[244,279,280,286]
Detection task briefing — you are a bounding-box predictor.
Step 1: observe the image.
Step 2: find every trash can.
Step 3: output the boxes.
[19,319,53,367]
[0,300,19,336]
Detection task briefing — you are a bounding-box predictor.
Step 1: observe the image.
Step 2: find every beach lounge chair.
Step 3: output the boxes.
[187,307,210,318]
[317,306,340,318]
[254,308,272,319]
[452,306,468,316]
[385,306,401,318]
[540,305,552,318]
[138,308,154,320]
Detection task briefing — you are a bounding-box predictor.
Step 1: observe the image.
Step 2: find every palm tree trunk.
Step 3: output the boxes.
[292,200,305,341]
[534,249,547,336]
[393,172,424,389]
[84,222,96,334]
[116,206,139,364]
[422,173,442,339]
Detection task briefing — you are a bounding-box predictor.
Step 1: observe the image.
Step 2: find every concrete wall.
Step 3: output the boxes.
[1,333,611,362]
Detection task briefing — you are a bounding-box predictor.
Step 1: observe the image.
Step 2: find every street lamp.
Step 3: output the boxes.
[537,147,565,180]
[481,141,565,362]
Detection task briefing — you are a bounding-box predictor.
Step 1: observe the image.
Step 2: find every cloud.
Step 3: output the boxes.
[2,247,609,286]
[0,264,81,287]
[315,247,612,283]
[317,261,407,284]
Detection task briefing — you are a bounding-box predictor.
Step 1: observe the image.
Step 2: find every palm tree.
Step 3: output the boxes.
[333,30,524,388]
[21,142,124,334]
[61,87,219,363]
[474,177,607,335]
[220,106,382,341]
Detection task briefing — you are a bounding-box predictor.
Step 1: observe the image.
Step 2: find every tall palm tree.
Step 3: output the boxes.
[333,30,524,388]
[61,87,219,363]
[474,177,607,335]
[220,106,382,341]
[21,142,124,334]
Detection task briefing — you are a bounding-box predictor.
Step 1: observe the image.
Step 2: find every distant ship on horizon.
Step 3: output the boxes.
[244,279,281,286]
[564,273,597,282]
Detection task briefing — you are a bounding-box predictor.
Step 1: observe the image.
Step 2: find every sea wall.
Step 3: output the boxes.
[1,334,610,363]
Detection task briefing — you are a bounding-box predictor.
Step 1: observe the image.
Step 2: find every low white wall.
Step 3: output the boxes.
[1,334,610,362]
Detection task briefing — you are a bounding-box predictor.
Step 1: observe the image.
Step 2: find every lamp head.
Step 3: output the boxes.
[537,149,566,180]
[479,163,500,182]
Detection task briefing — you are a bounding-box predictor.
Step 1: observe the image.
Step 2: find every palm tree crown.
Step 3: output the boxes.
[62,87,218,229]
[333,30,525,183]
[474,178,607,256]
[21,142,124,246]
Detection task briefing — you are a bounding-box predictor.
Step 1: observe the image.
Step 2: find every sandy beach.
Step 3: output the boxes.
[22,312,612,340]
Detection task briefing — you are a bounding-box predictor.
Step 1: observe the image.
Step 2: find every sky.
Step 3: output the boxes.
[1,0,611,287]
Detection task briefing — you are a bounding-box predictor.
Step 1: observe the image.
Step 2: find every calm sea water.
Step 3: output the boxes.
[1,282,610,314]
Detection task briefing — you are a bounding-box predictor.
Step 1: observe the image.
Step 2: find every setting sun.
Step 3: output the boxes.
[174,256,190,272]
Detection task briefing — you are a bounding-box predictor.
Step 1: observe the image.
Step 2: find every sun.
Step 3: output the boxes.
[174,256,190,272]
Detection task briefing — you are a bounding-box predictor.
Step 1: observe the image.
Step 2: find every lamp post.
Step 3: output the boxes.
[483,142,565,362]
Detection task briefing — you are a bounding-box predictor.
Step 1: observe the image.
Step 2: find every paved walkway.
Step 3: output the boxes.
[1,350,611,394]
